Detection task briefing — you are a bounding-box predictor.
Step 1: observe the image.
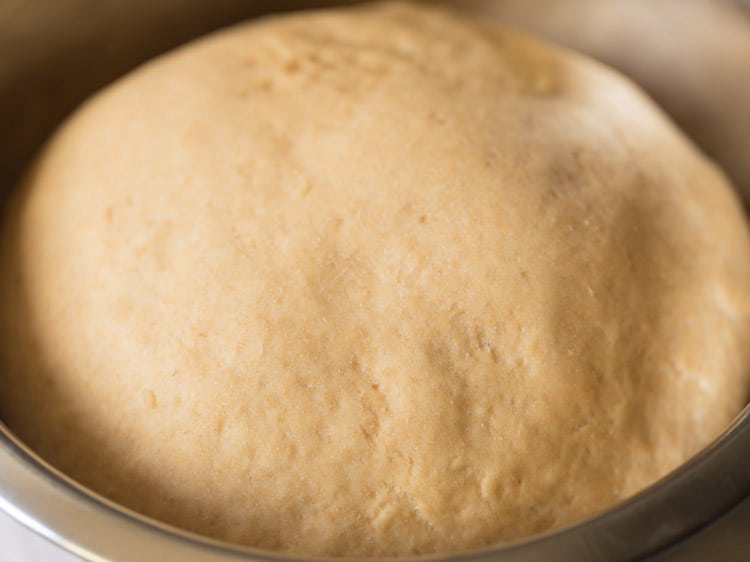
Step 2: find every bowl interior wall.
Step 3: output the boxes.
[0,0,362,205]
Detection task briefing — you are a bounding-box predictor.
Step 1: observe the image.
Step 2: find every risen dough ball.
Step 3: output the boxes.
[443,0,750,201]
[1,2,750,557]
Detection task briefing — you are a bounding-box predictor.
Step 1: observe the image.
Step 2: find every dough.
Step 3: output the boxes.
[441,0,750,201]
[1,2,750,557]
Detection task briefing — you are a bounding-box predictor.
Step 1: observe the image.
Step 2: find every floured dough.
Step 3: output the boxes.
[1,2,750,557]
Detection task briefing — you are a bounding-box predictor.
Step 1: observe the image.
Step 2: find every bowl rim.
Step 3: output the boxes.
[1,404,750,562]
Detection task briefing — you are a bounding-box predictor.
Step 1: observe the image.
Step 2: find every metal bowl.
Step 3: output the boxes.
[1,2,750,560]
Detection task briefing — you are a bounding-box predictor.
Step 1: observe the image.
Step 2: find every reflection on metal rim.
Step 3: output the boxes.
[1,405,749,562]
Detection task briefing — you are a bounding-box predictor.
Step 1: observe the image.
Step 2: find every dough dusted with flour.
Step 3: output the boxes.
[1,2,750,557]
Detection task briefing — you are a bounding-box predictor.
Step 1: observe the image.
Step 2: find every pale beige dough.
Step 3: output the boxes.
[439,0,750,201]
[2,2,750,557]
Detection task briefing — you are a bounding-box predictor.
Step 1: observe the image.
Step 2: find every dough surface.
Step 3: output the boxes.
[2,2,750,557]
[442,0,750,201]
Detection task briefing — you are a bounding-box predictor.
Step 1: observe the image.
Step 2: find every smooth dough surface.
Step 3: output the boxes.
[2,2,750,557]
[441,0,750,201]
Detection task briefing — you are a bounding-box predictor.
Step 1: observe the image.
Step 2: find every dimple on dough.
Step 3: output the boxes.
[2,2,750,557]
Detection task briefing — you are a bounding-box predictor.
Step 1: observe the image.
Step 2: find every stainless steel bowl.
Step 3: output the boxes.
[2,408,750,561]
[2,2,750,560]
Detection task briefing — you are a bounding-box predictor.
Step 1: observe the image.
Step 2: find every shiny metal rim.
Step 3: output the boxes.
[1,404,749,562]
